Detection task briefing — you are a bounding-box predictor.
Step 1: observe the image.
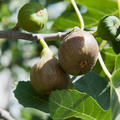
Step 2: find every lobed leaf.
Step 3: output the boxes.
[49,89,111,120]
[112,68,120,88]
[114,54,120,71]
[111,69,120,120]
[111,88,120,120]
[73,71,110,110]
[14,81,49,113]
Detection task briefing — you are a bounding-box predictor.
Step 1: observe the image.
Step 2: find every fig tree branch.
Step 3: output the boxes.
[0,29,70,42]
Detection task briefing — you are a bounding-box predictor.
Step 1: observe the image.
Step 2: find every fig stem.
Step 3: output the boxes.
[99,40,107,51]
[39,36,49,49]
[36,35,54,56]
[12,23,19,31]
[98,52,112,80]
[117,0,120,18]
[70,0,84,30]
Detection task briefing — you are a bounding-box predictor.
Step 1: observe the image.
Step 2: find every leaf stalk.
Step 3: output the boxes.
[70,0,84,30]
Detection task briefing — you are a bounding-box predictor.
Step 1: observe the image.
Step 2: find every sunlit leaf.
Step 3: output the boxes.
[111,69,120,120]
[114,54,120,71]
[73,71,110,110]
[49,89,111,120]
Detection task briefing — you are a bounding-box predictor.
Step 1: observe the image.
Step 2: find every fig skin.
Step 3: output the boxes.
[58,27,99,76]
[96,15,120,54]
[97,15,120,41]
[30,48,69,95]
[18,2,48,32]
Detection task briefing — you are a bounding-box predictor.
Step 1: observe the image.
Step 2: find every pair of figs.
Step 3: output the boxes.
[30,27,99,95]
[19,3,99,95]
[96,15,120,54]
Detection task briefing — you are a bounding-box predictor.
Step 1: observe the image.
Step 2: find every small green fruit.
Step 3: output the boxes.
[30,48,69,95]
[18,2,48,32]
[58,27,99,76]
[96,15,120,41]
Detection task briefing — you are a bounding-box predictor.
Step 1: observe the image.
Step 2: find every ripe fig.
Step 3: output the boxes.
[30,48,69,95]
[18,2,48,32]
[58,27,99,75]
[96,15,120,41]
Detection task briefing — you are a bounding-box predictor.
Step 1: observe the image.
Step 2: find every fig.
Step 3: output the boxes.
[58,27,99,75]
[30,48,69,95]
[18,2,48,32]
[96,15,120,41]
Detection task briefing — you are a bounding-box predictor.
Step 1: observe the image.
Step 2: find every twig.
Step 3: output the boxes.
[0,108,15,120]
[0,29,70,43]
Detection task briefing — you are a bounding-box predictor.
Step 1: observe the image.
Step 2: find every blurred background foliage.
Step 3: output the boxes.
[0,0,118,119]
[0,0,68,119]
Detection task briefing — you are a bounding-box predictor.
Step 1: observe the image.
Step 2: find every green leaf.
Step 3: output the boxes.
[114,54,120,71]
[111,69,120,120]
[112,68,120,88]
[111,88,120,120]
[52,4,80,30]
[49,89,111,120]
[73,71,110,110]
[93,47,116,77]
[11,44,22,63]
[0,3,10,20]
[66,117,81,120]
[75,0,118,26]
[1,39,10,53]
[52,0,118,29]
[14,81,49,113]
[21,108,49,120]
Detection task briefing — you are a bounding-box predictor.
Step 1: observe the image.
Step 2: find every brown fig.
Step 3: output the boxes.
[58,27,99,75]
[30,48,69,95]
